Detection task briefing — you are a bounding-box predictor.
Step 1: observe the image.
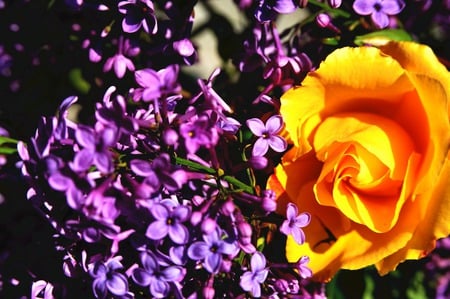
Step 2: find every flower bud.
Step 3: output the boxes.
[163,128,178,145]
[327,0,341,8]
[201,217,217,234]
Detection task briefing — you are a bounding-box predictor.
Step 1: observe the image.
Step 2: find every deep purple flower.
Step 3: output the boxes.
[294,256,313,279]
[246,115,287,156]
[132,65,181,102]
[145,202,190,244]
[280,203,310,245]
[95,86,138,136]
[353,0,405,28]
[89,257,130,299]
[132,251,184,298]
[103,37,136,78]
[130,154,186,192]
[179,115,219,154]
[187,228,239,273]
[239,252,269,297]
[31,280,55,299]
[118,0,157,34]
[255,0,298,22]
[172,38,197,65]
[72,125,117,174]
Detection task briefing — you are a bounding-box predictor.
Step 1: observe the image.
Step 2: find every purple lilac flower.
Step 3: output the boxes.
[89,257,130,299]
[132,251,184,298]
[246,115,287,156]
[294,256,313,279]
[118,0,158,34]
[280,202,311,244]
[130,154,186,192]
[187,228,239,274]
[95,86,138,136]
[31,280,55,299]
[353,0,406,28]
[179,115,219,154]
[72,125,118,174]
[145,201,190,244]
[103,37,136,78]
[239,252,269,297]
[255,0,298,22]
[132,65,181,102]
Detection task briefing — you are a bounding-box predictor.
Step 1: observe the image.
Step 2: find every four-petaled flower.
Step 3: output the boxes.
[146,202,190,244]
[353,0,405,28]
[72,125,117,174]
[132,251,184,299]
[187,228,239,273]
[118,0,158,34]
[280,203,311,245]
[239,251,269,298]
[246,115,287,156]
[89,257,130,299]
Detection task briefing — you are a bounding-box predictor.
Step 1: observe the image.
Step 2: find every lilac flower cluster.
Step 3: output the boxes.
[16,60,317,297]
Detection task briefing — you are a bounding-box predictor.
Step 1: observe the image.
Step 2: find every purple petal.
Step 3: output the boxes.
[173,39,195,57]
[122,16,141,33]
[246,118,266,137]
[73,149,94,171]
[218,240,238,255]
[268,135,287,152]
[66,187,85,210]
[150,279,170,298]
[103,57,114,72]
[94,152,112,174]
[168,223,189,244]
[106,273,128,296]
[92,279,107,299]
[239,271,254,292]
[146,220,169,240]
[113,56,128,78]
[254,268,269,283]
[130,159,153,176]
[100,126,117,147]
[75,126,96,149]
[291,227,306,245]
[134,68,160,89]
[187,242,209,260]
[173,205,190,222]
[371,11,389,28]
[273,0,297,13]
[48,173,73,191]
[265,115,283,134]
[286,203,298,220]
[279,220,292,236]
[205,252,221,273]
[141,252,158,273]
[132,268,152,287]
[252,138,269,157]
[381,0,405,14]
[295,212,311,227]
[150,203,169,220]
[250,252,266,272]
[353,0,376,15]
[162,266,184,281]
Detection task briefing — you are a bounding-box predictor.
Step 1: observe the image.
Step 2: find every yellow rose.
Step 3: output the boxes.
[268,41,450,281]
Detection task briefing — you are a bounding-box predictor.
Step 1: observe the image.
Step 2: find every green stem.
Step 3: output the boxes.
[174,156,255,194]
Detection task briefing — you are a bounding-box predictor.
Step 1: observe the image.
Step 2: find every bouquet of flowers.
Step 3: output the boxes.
[0,0,449,298]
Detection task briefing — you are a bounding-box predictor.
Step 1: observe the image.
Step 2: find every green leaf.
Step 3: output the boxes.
[0,147,17,154]
[0,136,18,145]
[354,29,413,46]
[69,68,91,94]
